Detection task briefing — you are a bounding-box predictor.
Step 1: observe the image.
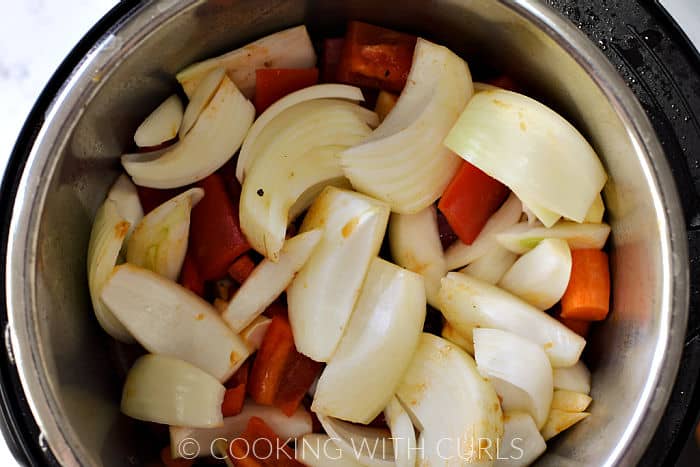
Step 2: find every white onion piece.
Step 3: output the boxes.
[316,414,394,467]
[340,38,472,214]
[101,264,249,381]
[240,316,272,351]
[498,238,572,310]
[553,361,591,395]
[389,206,446,307]
[222,230,322,332]
[87,200,133,343]
[239,98,375,259]
[312,258,425,423]
[474,328,553,429]
[441,323,474,355]
[444,89,608,223]
[396,333,503,465]
[107,174,143,238]
[288,187,390,362]
[237,84,365,181]
[177,26,316,99]
[122,355,224,428]
[123,75,254,189]
[384,397,416,467]
[126,188,204,281]
[180,67,226,137]
[445,193,522,270]
[519,197,561,228]
[438,273,585,367]
[134,95,183,147]
[495,412,546,467]
[473,81,500,93]
[583,193,605,223]
[496,221,611,255]
[460,245,518,285]
[551,390,592,412]
[170,403,313,458]
[296,434,365,466]
[541,410,590,441]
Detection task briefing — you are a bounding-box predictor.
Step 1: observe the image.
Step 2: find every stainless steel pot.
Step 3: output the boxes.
[0,0,690,465]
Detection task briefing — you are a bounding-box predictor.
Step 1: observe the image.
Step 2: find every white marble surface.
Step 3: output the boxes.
[0,0,697,465]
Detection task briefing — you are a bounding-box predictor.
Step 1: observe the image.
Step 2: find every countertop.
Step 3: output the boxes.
[0,0,698,466]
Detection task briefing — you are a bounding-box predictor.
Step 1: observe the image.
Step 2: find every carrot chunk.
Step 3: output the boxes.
[229,254,257,284]
[178,252,205,297]
[254,68,319,114]
[229,417,302,466]
[560,249,610,321]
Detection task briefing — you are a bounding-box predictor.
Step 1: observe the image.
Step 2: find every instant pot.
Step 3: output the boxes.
[1,0,699,465]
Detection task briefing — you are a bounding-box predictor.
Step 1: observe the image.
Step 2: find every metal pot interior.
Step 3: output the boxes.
[5,0,688,466]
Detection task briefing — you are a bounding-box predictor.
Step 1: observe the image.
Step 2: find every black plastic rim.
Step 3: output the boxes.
[0,0,698,465]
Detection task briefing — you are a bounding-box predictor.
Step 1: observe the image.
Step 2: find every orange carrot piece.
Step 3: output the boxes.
[222,384,247,417]
[229,254,257,284]
[560,249,610,321]
[229,417,302,466]
[558,316,592,338]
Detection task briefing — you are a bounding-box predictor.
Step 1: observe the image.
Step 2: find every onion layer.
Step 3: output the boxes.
[384,397,417,467]
[316,414,394,467]
[134,95,183,148]
[496,221,611,255]
[312,258,425,423]
[496,412,546,467]
[553,361,591,395]
[121,355,224,428]
[340,38,472,214]
[541,410,590,441]
[106,174,143,240]
[180,68,226,137]
[460,245,518,285]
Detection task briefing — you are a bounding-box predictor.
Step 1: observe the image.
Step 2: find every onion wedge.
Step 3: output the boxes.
[177,25,316,99]
[312,258,425,423]
[237,84,366,181]
[460,245,518,285]
[441,322,474,355]
[395,333,503,465]
[444,89,607,223]
[384,397,417,467]
[180,67,226,137]
[134,95,183,147]
[170,403,313,458]
[496,221,611,255]
[541,410,590,441]
[288,187,390,362]
[498,238,572,310]
[583,193,605,223]
[106,174,143,239]
[296,434,365,466]
[445,193,522,270]
[239,98,376,260]
[316,414,394,467]
[389,205,446,307]
[553,361,591,395]
[121,355,224,428]
[496,412,546,467]
[101,264,249,381]
[473,328,553,429]
[438,272,585,367]
[551,390,592,412]
[222,230,322,332]
[122,74,254,189]
[340,38,472,214]
[126,188,204,281]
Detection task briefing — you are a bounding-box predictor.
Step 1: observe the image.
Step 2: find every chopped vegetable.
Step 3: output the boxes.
[248,315,323,416]
[239,99,375,259]
[444,89,607,225]
[441,322,474,355]
[177,26,317,99]
[134,95,183,148]
[240,316,272,351]
[438,161,509,245]
[221,385,246,418]
[395,333,503,465]
[126,188,204,281]
[498,238,572,310]
[497,412,546,467]
[295,434,364,466]
[551,389,592,412]
[229,416,303,466]
[553,361,591,395]
[121,355,225,428]
[101,264,250,381]
[560,249,610,321]
[122,74,254,189]
[336,21,417,93]
[496,221,611,255]
[445,193,522,270]
[473,328,553,429]
[223,230,322,332]
[312,258,426,423]
[288,187,390,361]
[340,38,471,214]
[190,173,250,281]
[254,68,320,114]
[228,254,256,284]
[180,68,226,137]
[237,84,366,182]
[439,272,586,367]
[388,205,446,307]
[321,38,345,82]
[315,414,394,466]
[179,252,205,297]
[460,245,517,285]
[374,90,398,122]
[555,308,592,337]
[384,397,417,467]
[107,174,144,237]
[170,403,312,459]
[541,410,590,441]
[583,193,605,223]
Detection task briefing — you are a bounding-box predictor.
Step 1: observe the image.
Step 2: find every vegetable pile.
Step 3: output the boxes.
[87,21,611,467]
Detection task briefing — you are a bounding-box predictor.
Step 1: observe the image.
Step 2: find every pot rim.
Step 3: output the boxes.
[1,1,689,465]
